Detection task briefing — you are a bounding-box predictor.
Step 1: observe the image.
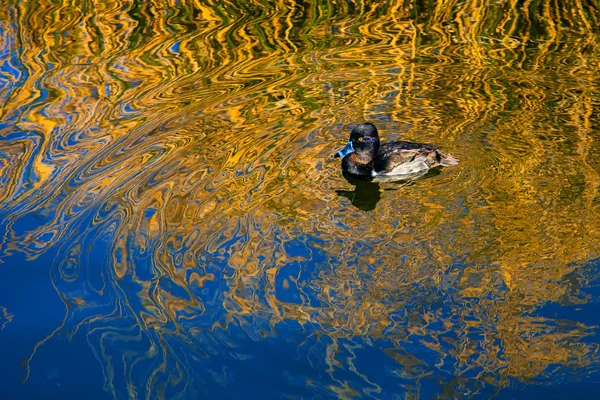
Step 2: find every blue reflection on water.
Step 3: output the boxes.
[2,194,600,399]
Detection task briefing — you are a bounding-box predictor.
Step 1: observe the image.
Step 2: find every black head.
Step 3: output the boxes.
[334,122,380,160]
[349,123,380,156]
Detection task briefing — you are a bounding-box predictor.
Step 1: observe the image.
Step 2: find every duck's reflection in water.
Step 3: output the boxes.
[337,172,382,211]
[337,169,443,211]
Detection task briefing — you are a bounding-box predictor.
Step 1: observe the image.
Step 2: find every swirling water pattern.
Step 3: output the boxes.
[1,0,600,398]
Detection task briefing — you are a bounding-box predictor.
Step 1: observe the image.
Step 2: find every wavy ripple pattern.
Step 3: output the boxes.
[1,0,600,398]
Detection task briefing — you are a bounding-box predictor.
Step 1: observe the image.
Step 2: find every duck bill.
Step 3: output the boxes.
[334,140,354,158]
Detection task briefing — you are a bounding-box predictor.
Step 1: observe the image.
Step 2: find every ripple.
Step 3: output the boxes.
[1,0,600,398]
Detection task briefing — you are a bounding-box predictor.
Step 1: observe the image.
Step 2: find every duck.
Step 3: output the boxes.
[334,122,459,178]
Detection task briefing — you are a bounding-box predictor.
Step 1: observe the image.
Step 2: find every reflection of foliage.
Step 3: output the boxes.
[0,306,14,330]
[1,0,600,397]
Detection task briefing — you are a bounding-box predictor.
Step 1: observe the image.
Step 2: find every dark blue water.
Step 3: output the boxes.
[1,205,599,398]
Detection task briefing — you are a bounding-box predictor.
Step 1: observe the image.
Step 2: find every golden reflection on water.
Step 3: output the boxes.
[1,0,600,397]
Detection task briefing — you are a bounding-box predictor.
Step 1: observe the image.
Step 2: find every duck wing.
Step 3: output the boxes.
[373,141,441,175]
[378,141,440,156]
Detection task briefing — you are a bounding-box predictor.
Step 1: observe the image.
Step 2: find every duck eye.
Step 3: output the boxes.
[358,137,363,142]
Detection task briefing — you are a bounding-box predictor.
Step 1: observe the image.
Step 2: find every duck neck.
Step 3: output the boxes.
[356,138,379,162]
[343,153,373,176]
[353,152,374,163]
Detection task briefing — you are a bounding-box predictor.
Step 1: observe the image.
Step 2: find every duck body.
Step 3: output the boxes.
[335,123,458,178]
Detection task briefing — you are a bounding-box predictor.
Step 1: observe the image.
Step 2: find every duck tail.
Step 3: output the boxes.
[438,152,459,167]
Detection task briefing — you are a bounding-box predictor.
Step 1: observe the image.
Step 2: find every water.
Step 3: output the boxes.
[1,0,600,398]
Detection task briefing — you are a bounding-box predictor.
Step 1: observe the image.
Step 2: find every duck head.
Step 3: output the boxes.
[334,123,380,160]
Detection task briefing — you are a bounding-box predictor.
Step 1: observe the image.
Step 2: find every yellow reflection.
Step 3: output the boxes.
[1,0,600,395]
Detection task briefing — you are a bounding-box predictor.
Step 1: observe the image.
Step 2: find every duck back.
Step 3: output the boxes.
[372,141,458,176]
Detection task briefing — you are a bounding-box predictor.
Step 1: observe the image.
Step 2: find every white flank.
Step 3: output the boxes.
[371,159,429,177]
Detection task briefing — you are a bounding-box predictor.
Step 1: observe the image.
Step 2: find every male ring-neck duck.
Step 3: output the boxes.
[334,123,459,177]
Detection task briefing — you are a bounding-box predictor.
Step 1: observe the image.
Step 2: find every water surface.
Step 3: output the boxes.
[1,0,600,398]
